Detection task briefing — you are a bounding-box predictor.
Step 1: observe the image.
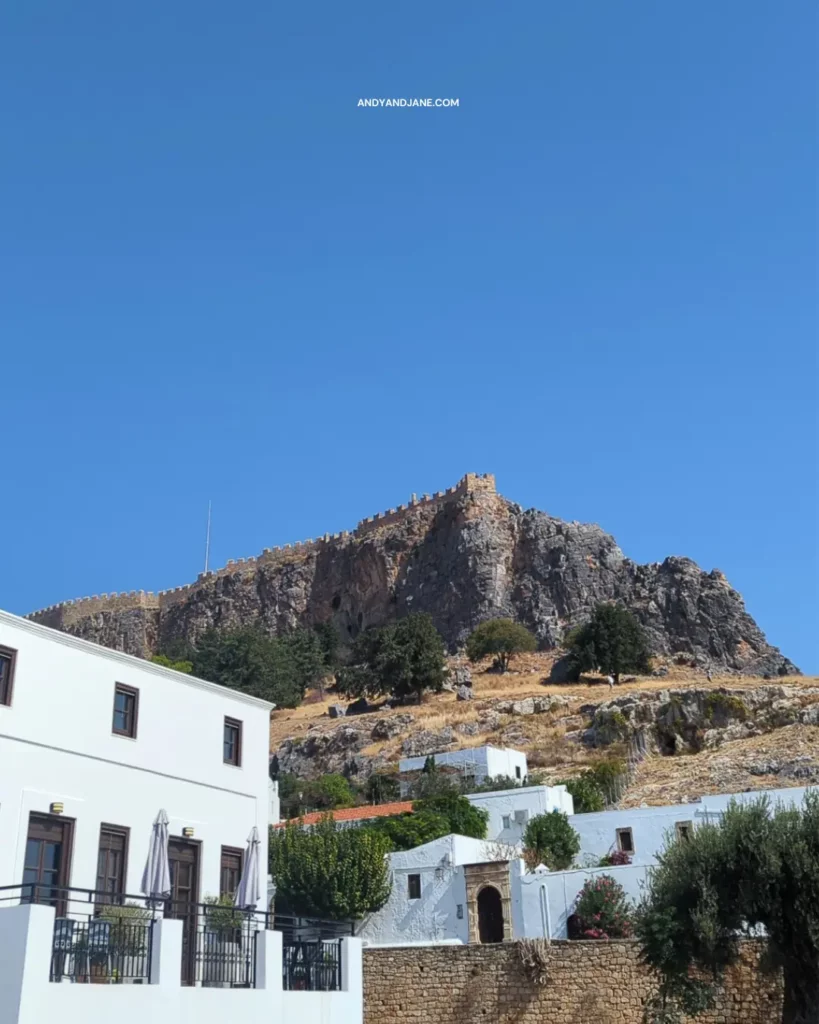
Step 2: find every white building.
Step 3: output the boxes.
[0,609,362,1024]
[359,785,815,948]
[467,784,574,843]
[359,835,514,947]
[568,785,813,866]
[399,745,528,796]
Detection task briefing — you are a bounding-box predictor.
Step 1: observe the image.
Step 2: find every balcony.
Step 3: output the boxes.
[0,885,363,1024]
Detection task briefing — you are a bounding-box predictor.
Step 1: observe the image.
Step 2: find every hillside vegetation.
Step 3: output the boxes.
[270,652,819,809]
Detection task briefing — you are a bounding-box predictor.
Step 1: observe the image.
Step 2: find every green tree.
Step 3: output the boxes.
[336,613,447,704]
[636,793,819,1024]
[368,810,451,851]
[565,603,650,684]
[365,773,401,804]
[523,811,580,870]
[191,626,307,707]
[150,653,193,674]
[559,775,606,814]
[281,628,331,698]
[574,874,634,939]
[414,794,489,839]
[269,817,392,920]
[314,620,341,670]
[465,618,537,672]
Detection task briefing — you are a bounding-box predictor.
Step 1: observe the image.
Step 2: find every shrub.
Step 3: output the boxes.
[367,810,451,851]
[523,811,580,871]
[559,775,606,814]
[598,850,632,867]
[465,618,537,672]
[574,874,633,939]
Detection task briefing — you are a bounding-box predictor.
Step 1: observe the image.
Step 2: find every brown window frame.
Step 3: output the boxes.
[112,684,139,739]
[223,717,242,767]
[675,821,693,842]
[96,824,130,903]
[220,846,244,898]
[0,645,17,707]
[23,812,75,913]
[616,827,635,854]
[408,873,421,900]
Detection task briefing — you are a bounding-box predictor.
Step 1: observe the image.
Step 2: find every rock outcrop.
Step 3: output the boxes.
[28,474,797,675]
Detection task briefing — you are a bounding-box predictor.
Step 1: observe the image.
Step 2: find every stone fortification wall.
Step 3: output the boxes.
[362,941,781,1024]
[26,474,497,627]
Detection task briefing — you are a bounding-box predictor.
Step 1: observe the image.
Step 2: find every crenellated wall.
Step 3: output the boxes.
[25,473,497,627]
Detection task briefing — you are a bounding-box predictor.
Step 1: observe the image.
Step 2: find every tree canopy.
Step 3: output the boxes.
[190,625,310,707]
[275,772,356,819]
[565,603,651,683]
[336,612,447,703]
[636,792,819,1024]
[366,810,451,852]
[269,817,392,920]
[414,793,489,840]
[465,618,537,672]
[523,811,580,871]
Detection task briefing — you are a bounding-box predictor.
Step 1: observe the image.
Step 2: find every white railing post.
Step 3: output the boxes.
[0,903,55,1023]
[149,916,183,987]
[340,937,363,993]
[254,927,283,990]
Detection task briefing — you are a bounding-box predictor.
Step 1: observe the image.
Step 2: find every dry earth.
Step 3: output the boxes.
[270,653,819,806]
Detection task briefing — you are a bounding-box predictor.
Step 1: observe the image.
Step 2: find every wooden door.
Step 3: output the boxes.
[23,814,73,910]
[166,838,200,985]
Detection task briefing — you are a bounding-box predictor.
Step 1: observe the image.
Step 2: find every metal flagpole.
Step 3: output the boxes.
[204,500,212,573]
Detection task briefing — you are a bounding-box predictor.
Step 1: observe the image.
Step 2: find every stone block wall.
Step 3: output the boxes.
[363,941,781,1024]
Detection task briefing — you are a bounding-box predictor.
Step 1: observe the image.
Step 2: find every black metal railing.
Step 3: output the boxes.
[189,901,268,988]
[282,940,342,992]
[0,884,156,984]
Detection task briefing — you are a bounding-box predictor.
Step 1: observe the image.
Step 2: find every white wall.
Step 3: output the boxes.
[569,786,812,867]
[0,611,271,902]
[358,835,513,947]
[467,785,573,844]
[514,863,650,940]
[0,904,363,1024]
[398,745,528,796]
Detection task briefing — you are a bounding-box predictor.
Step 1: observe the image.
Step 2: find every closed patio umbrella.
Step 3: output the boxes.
[140,809,171,906]
[234,826,261,911]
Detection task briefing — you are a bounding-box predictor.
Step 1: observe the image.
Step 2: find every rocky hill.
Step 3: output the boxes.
[27,472,797,676]
[268,655,819,806]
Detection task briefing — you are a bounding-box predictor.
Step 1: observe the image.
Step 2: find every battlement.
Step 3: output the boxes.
[26,473,497,624]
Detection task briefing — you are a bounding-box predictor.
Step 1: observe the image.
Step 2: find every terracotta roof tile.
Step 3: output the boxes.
[275,800,414,828]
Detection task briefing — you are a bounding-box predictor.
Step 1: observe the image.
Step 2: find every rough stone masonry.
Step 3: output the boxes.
[362,941,782,1024]
[28,473,797,676]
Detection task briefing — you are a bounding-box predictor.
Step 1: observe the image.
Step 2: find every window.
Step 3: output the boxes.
[514,809,528,825]
[515,766,522,780]
[408,874,421,900]
[24,814,74,908]
[501,815,511,830]
[112,684,138,738]
[224,718,242,766]
[456,904,464,919]
[96,826,129,902]
[616,827,635,854]
[0,645,16,706]
[676,821,693,842]
[220,847,243,897]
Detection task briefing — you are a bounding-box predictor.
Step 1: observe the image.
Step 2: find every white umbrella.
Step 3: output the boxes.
[141,809,171,905]
[234,826,261,910]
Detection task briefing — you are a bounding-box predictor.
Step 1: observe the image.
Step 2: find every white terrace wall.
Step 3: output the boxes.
[2,904,362,1024]
[513,862,651,940]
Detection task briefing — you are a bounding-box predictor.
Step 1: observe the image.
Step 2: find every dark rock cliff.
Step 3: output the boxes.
[29,479,797,676]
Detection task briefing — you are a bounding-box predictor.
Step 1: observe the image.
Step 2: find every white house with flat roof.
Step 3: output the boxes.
[467,784,574,844]
[0,609,362,1024]
[399,745,528,796]
[568,785,813,866]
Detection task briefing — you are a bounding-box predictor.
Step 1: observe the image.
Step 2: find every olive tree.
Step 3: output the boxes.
[636,792,819,1024]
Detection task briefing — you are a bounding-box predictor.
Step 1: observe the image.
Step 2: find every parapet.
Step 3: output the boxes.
[26,473,498,620]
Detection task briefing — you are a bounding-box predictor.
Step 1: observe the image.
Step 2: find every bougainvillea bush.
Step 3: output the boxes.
[573,874,634,939]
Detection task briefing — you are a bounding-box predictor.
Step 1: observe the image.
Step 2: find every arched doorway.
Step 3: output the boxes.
[477,885,504,944]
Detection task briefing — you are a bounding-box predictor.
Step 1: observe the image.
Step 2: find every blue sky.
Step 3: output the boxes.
[1,2,815,671]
